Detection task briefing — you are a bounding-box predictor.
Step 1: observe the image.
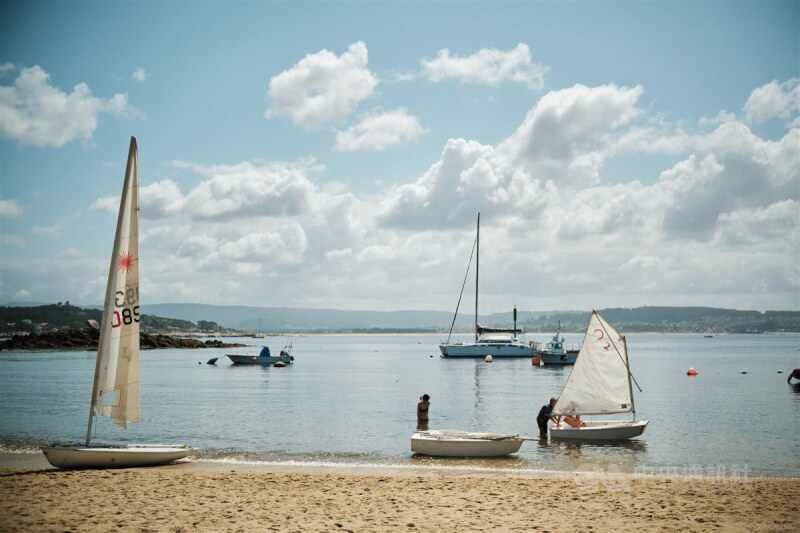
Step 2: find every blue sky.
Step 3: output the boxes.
[1,0,798,313]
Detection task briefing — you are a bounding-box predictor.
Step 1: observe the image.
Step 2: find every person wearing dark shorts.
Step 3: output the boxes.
[537,397,558,437]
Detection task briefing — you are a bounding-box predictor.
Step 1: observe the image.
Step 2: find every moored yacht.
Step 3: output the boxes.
[440,324,534,358]
[439,214,534,358]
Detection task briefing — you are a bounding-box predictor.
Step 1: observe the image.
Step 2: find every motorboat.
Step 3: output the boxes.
[227,344,294,365]
[411,430,524,457]
[535,322,578,365]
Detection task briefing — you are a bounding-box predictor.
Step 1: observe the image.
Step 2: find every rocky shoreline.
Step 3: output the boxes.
[0,328,246,351]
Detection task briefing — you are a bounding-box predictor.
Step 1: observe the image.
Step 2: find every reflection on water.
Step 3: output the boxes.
[546,439,648,474]
[408,453,527,472]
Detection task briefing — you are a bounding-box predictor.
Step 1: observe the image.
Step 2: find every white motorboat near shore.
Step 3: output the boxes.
[410,430,525,457]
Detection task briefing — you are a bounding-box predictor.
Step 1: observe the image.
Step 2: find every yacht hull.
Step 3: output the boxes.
[439,343,534,358]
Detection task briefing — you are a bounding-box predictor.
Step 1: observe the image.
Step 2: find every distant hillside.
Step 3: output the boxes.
[521,307,800,334]
[0,303,229,334]
[143,303,472,332]
[145,303,799,334]
[2,303,797,334]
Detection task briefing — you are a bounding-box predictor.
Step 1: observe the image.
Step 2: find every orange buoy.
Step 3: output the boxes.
[687,367,698,376]
[532,356,541,366]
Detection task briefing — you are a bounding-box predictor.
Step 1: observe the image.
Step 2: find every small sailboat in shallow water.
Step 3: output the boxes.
[550,311,648,441]
[41,137,190,468]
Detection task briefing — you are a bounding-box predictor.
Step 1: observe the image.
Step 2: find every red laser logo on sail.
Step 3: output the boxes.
[117,252,136,273]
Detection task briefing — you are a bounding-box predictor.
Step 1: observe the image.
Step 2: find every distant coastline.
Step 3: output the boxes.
[1,303,798,339]
[0,328,246,352]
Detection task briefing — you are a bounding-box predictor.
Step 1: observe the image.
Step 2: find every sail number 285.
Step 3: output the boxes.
[112,288,140,328]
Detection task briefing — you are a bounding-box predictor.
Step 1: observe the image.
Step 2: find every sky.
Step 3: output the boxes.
[0,0,798,314]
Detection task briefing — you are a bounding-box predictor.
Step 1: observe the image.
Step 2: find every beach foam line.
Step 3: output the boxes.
[192,456,628,478]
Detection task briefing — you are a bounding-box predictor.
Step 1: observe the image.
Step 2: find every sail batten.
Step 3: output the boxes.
[87,137,141,440]
[553,311,634,417]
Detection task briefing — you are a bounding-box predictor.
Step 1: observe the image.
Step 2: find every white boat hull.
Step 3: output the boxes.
[41,444,191,469]
[439,343,534,358]
[550,420,648,441]
[410,430,524,457]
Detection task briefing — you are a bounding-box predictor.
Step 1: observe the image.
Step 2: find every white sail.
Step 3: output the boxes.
[42,137,190,468]
[553,311,633,416]
[90,137,141,430]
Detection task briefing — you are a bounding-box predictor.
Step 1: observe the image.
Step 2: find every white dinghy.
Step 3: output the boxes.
[41,138,191,469]
[410,430,524,457]
[550,311,648,441]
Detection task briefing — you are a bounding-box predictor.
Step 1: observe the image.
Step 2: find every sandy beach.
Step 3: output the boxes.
[1,459,797,532]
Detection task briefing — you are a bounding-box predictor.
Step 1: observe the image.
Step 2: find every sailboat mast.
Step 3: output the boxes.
[622,335,636,419]
[474,213,480,343]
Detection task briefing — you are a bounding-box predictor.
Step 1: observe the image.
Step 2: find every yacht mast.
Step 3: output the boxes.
[474,213,480,343]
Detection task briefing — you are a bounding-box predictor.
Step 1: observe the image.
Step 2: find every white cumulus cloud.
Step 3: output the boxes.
[743,78,800,124]
[266,41,377,128]
[131,67,149,82]
[178,160,318,220]
[89,195,120,213]
[0,65,138,147]
[498,84,644,189]
[0,199,23,217]
[421,43,546,90]
[714,199,800,246]
[140,180,185,219]
[334,108,426,152]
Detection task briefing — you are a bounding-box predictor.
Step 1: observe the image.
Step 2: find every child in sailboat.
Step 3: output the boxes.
[562,415,586,428]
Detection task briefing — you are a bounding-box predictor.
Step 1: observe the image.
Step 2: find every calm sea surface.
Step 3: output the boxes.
[1,333,799,478]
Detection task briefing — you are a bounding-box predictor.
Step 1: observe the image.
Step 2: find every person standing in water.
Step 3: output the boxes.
[417,394,430,430]
[537,397,558,438]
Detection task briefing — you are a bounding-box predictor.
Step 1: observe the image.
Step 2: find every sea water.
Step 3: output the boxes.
[1,333,798,478]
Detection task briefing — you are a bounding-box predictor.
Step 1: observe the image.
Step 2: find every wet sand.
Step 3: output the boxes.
[1,459,797,532]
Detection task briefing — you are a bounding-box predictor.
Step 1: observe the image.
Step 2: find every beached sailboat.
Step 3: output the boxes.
[439,213,534,358]
[550,311,648,440]
[410,430,524,457]
[41,138,190,468]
